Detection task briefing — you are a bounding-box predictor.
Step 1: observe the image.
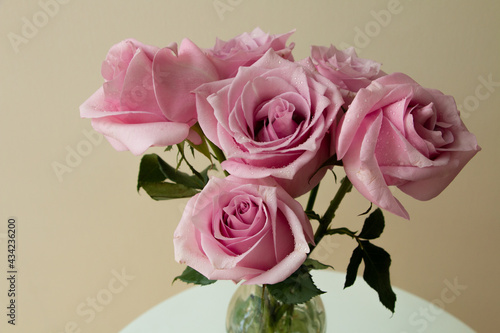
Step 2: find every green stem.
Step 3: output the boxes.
[207,139,229,176]
[312,176,352,248]
[260,285,267,331]
[326,227,357,238]
[306,184,320,212]
[285,304,294,332]
[259,285,276,333]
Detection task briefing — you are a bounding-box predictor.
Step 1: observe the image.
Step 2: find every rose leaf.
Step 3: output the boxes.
[303,258,334,270]
[358,208,385,240]
[137,153,168,191]
[137,153,207,192]
[141,182,199,200]
[344,245,363,289]
[360,240,396,313]
[267,266,325,305]
[173,266,216,286]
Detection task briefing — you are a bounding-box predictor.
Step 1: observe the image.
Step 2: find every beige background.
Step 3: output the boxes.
[1,0,498,332]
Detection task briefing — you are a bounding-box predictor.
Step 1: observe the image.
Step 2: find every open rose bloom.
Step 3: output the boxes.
[195,50,344,197]
[81,28,480,292]
[79,38,218,155]
[336,73,481,219]
[205,27,295,78]
[311,45,385,97]
[174,176,314,284]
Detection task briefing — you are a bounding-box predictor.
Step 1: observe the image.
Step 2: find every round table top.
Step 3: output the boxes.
[119,270,475,333]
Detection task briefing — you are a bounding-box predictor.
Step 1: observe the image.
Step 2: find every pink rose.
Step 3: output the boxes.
[205,27,295,78]
[173,175,314,285]
[153,39,219,124]
[195,50,344,197]
[80,38,218,155]
[336,73,481,219]
[311,45,384,101]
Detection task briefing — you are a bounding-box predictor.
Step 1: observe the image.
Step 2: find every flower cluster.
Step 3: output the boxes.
[80,28,480,309]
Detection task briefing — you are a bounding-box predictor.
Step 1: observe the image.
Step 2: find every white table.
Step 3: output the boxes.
[120,270,475,332]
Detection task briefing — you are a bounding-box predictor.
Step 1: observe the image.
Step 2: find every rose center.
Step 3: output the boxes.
[238,201,249,214]
[254,98,303,142]
[407,102,454,159]
[221,197,261,230]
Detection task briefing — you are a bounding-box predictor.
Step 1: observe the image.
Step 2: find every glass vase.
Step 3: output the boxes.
[226,284,326,333]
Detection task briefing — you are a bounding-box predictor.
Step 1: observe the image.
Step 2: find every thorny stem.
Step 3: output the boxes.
[306,184,320,212]
[311,176,353,251]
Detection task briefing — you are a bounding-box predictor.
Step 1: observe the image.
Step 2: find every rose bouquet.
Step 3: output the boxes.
[80,28,480,332]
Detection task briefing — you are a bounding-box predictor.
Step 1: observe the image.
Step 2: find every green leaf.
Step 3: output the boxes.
[360,241,396,313]
[303,258,334,270]
[137,154,210,197]
[155,155,206,189]
[344,246,363,288]
[358,208,385,240]
[141,182,199,200]
[137,154,168,191]
[173,266,216,286]
[267,266,325,304]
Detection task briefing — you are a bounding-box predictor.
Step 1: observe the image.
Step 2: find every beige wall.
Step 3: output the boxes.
[1,0,498,332]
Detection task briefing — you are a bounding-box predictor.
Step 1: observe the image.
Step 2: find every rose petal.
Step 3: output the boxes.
[90,117,190,155]
[342,111,410,219]
[153,39,219,124]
